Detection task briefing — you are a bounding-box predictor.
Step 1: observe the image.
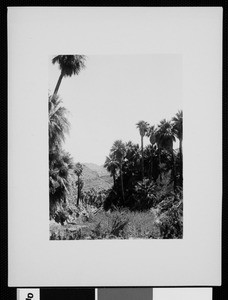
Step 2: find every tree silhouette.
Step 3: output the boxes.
[104,155,118,185]
[49,94,70,152]
[104,111,183,211]
[172,110,183,185]
[74,162,83,206]
[156,119,176,189]
[49,150,74,216]
[147,125,157,180]
[49,94,73,216]
[110,140,126,204]
[52,55,86,96]
[136,120,149,180]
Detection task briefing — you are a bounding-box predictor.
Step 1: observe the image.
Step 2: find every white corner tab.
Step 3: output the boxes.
[17,289,40,300]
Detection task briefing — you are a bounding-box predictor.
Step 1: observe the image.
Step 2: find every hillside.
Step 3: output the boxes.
[83,163,108,176]
[81,163,113,192]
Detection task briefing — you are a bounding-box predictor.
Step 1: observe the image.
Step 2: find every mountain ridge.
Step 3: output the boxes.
[80,162,113,192]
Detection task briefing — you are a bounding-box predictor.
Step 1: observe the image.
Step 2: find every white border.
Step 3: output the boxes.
[8,7,222,286]
[153,288,212,300]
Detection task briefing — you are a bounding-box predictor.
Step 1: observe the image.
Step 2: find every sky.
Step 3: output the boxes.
[49,54,182,165]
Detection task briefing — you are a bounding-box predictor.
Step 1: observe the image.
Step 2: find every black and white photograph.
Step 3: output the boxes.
[8,7,222,287]
[49,54,183,240]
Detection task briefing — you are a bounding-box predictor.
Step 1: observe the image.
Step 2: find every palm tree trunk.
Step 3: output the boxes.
[120,164,125,205]
[54,72,64,96]
[150,147,153,180]
[172,150,176,193]
[141,135,144,180]
[158,147,162,182]
[77,175,80,206]
[180,139,183,186]
[113,174,116,185]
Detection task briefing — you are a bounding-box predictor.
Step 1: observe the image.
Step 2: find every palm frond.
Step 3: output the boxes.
[52,55,86,77]
[49,94,70,151]
[136,120,150,137]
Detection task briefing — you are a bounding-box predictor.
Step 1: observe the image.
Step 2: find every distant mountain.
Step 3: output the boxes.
[81,163,113,192]
[83,162,108,177]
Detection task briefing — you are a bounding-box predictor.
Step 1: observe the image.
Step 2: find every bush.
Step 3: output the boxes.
[131,179,157,210]
[50,227,83,240]
[155,190,183,239]
[109,214,129,237]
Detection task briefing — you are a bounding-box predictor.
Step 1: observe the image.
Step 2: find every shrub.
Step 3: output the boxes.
[52,203,69,225]
[50,227,83,240]
[131,179,157,210]
[109,214,129,237]
[155,190,183,239]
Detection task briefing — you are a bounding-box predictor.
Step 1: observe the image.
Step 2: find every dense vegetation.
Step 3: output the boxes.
[49,55,183,239]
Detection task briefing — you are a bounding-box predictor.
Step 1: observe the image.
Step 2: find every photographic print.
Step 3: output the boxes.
[9,7,222,286]
[49,54,183,240]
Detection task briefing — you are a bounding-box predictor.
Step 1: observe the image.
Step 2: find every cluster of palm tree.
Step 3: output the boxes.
[104,111,183,211]
[48,54,183,217]
[49,55,86,217]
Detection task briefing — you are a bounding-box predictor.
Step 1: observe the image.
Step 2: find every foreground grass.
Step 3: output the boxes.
[50,208,171,240]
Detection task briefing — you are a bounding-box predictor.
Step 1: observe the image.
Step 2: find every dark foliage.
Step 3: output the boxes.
[52,55,86,77]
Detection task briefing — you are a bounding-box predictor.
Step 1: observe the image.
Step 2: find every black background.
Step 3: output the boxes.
[40,288,95,300]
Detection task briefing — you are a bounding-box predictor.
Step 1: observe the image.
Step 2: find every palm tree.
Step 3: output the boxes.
[49,94,70,151]
[125,141,141,173]
[156,119,175,150]
[49,94,72,217]
[110,140,126,204]
[172,110,183,184]
[147,125,157,146]
[74,162,83,206]
[136,120,149,180]
[147,125,157,180]
[156,119,176,189]
[104,155,118,185]
[49,150,74,216]
[52,55,86,96]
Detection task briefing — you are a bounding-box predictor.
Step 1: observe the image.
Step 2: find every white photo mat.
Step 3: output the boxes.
[8,7,222,286]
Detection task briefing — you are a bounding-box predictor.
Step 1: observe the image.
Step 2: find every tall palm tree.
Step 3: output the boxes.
[110,140,126,204]
[49,94,70,151]
[172,110,183,184]
[147,125,157,146]
[52,55,86,96]
[147,125,157,180]
[136,120,149,180]
[104,155,118,185]
[156,119,176,189]
[156,119,175,150]
[74,162,83,206]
